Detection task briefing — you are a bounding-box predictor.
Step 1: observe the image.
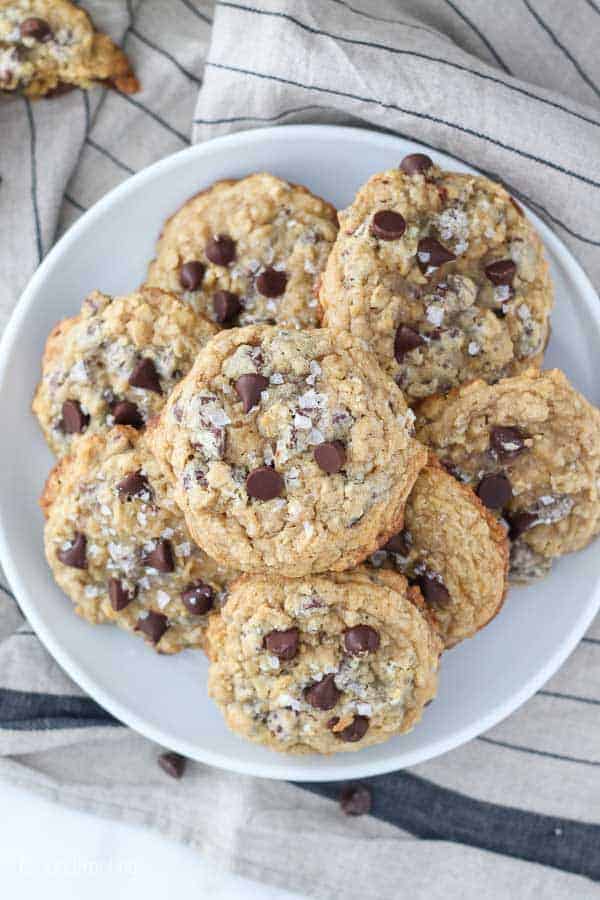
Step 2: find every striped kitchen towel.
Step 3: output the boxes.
[1,1,600,897]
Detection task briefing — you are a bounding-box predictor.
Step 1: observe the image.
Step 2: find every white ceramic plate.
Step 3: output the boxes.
[1,125,599,782]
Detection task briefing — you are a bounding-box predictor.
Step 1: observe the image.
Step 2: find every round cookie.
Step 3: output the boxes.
[206,568,441,754]
[145,173,338,329]
[41,426,237,653]
[33,287,217,457]
[148,325,428,576]
[0,0,138,97]
[320,157,553,403]
[416,369,600,579]
[370,458,508,647]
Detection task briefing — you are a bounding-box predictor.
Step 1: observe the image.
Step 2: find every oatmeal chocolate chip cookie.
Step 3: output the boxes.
[147,325,427,576]
[416,369,600,579]
[0,0,138,97]
[145,173,338,329]
[370,457,508,647]
[33,287,217,457]
[319,157,553,403]
[206,568,441,754]
[41,426,237,653]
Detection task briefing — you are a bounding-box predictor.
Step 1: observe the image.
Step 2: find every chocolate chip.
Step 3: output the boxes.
[235,374,269,413]
[61,399,89,434]
[45,81,75,98]
[490,426,526,462]
[179,260,205,291]
[400,153,433,175]
[158,751,186,779]
[416,572,451,607]
[205,234,235,266]
[20,17,53,41]
[256,267,288,297]
[508,511,538,540]
[305,673,341,710]
[213,290,241,324]
[326,716,340,730]
[340,783,372,816]
[384,530,411,555]
[136,611,168,644]
[144,540,174,573]
[264,627,299,661]
[246,466,284,501]
[181,581,214,615]
[344,625,380,654]
[57,533,87,569]
[338,716,369,742]
[394,325,424,362]
[129,358,162,394]
[477,473,512,509]
[370,210,406,240]
[314,441,346,474]
[485,259,516,286]
[108,578,133,611]
[117,470,150,499]
[417,237,456,274]
[112,400,143,429]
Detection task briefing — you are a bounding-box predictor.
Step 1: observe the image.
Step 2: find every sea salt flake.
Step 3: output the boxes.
[270,372,284,384]
[294,413,312,430]
[156,590,171,610]
[426,305,444,327]
[468,341,480,356]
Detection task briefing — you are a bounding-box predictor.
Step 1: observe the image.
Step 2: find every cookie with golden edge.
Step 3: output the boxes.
[370,457,509,647]
[206,567,441,754]
[33,287,217,457]
[41,426,237,653]
[147,324,428,576]
[146,173,338,328]
[416,369,600,581]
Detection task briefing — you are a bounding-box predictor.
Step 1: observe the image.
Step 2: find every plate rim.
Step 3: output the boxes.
[1,123,599,781]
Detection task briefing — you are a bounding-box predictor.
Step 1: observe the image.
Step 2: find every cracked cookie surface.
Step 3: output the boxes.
[41,427,237,653]
[416,369,600,579]
[0,0,138,97]
[206,568,441,754]
[148,325,427,576]
[320,159,553,403]
[370,458,508,647]
[33,287,217,457]
[146,174,338,329]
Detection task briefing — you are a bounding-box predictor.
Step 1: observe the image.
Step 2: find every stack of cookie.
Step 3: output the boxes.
[33,161,600,755]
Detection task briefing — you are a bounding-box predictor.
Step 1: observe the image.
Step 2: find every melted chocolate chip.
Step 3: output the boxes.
[57,533,87,569]
[305,674,340,710]
[394,325,424,362]
[246,466,284,501]
[158,751,186,779]
[264,627,300,661]
[144,539,175,573]
[112,400,143,429]
[129,358,162,394]
[256,267,288,297]
[213,290,241,324]
[417,237,456,274]
[344,625,380,655]
[179,260,205,291]
[314,441,346,474]
[508,511,538,540]
[477,473,512,509]
[235,374,269,413]
[61,399,89,434]
[416,572,451,607]
[181,581,214,615]
[205,234,235,266]
[384,530,411,555]
[338,716,369,743]
[116,470,151,499]
[20,17,53,41]
[108,578,133,611]
[370,210,406,240]
[340,783,372,816]
[136,611,168,644]
[400,153,433,175]
[485,259,516,286]
[490,426,527,462]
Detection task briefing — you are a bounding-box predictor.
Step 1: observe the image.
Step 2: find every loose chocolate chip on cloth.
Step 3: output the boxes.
[3,2,600,899]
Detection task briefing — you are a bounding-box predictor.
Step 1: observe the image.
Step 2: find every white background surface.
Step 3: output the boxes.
[0,781,301,899]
